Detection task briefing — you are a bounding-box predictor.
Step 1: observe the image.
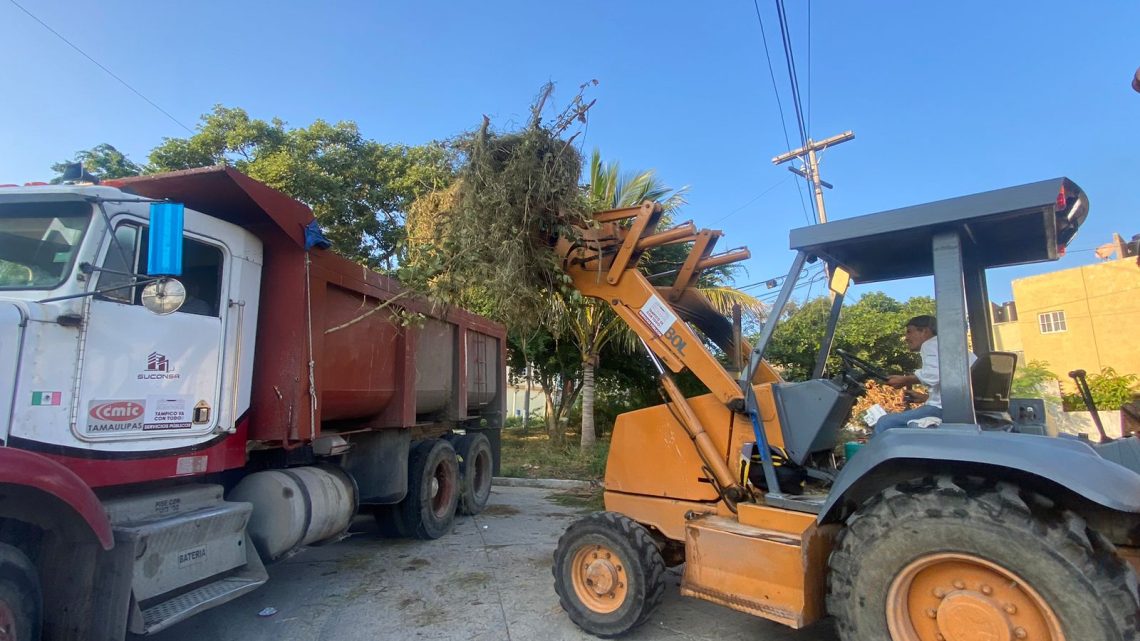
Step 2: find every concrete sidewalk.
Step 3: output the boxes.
[150,486,837,641]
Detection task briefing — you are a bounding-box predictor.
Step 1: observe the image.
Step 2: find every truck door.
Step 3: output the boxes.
[77,219,227,448]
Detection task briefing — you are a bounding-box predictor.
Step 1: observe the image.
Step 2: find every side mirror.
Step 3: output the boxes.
[141,279,186,315]
[147,202,184,276]
[828,266,851,296]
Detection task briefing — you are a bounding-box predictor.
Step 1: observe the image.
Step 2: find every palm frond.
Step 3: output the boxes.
[699,286,768,323]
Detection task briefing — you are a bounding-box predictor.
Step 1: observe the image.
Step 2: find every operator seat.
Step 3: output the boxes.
[971,352,1018,429]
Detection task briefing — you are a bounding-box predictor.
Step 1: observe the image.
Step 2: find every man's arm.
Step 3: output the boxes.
[886,373,919,388]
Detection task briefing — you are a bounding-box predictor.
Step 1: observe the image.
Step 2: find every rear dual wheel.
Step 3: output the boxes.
[553,512,666,638]
[828,477,1140,641]
[373,439,460,540]
[455,433,493,515]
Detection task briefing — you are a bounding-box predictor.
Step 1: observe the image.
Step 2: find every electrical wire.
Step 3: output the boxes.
[806,0,812,136]
[774,0,818,224]
[751,0,794,153]
[775,0,808,146]
[7,0,194,134]
[710,175,793,225]
[750,0,814,226]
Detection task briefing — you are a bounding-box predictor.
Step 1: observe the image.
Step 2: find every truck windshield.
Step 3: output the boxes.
[0,200,91,290]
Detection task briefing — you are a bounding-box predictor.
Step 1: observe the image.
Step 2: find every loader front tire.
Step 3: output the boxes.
[827,476,1140,641]
[553,512,665,638]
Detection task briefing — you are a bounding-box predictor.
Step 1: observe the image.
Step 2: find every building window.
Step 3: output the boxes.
[1038,310,1067,334]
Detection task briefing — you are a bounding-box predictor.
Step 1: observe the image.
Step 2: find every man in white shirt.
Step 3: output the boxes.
[874,315,976,434]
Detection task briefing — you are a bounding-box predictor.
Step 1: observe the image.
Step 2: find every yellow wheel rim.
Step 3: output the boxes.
[887,553,1064,641]
[570,543,629,614]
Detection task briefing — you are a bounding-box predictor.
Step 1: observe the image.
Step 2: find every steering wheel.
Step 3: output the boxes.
[834,348,892,384]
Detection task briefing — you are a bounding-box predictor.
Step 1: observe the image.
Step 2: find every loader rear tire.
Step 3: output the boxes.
[400,439,460,540]
[553,512,665,638]
[455,433,493,515]
[0,543,41,641]
[827,476,1140,641]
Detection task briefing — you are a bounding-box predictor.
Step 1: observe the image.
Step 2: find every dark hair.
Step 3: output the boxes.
[906,315,937,336]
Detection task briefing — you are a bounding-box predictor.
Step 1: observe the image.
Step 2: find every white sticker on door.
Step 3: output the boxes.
[144,395,193,431]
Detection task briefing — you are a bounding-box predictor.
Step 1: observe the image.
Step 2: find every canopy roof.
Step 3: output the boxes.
[788,177,1087,283]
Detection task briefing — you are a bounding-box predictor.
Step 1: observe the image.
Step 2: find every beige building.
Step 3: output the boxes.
[992,240,1140,386]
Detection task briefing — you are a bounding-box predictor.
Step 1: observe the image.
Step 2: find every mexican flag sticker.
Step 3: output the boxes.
[31,392,61,406]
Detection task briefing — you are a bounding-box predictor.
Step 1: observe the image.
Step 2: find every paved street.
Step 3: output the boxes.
[151,486,838,641]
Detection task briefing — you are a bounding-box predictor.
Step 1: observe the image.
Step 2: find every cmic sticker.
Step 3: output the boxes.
[87,400,146,434]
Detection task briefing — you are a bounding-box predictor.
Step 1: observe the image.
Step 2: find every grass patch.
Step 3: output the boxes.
[548,487,605,512]
[499,429,609,481]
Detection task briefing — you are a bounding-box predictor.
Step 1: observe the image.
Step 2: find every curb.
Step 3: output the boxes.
[493,477,599,491]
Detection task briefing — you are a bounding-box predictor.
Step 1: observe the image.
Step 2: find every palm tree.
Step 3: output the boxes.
[573,151,765,450]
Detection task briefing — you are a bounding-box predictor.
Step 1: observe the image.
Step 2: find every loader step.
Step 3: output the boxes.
[764,492,827,514]
[139,562,267,634]
[114,501,255,601]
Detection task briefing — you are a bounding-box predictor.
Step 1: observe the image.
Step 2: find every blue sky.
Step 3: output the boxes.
[3,1,1137,304]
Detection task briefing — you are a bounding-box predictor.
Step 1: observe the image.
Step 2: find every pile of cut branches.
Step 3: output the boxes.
[403,82,596,332]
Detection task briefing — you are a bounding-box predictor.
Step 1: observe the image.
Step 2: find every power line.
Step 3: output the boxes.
[752,0,793,152]
[775,0,808,145]
[710,176,792,225]
[8,0,194,134]
[770,0,816,224]
[751,0,814,226]
[807,0,812,135]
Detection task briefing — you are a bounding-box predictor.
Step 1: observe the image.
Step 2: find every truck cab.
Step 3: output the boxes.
[1,184,261,467]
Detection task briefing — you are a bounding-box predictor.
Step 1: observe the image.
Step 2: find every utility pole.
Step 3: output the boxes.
[771,130,854,224]
[522,363,532,430]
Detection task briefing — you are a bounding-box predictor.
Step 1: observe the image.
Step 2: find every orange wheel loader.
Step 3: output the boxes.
[552,179,1140,640]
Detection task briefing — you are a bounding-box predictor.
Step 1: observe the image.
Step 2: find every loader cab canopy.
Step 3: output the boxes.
[747,177,1088,428]
[788,177,1087,282]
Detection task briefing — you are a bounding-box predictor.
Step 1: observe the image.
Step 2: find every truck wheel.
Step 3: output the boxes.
[455,433,493,515]
[552,512,665,638]
[400,439,460,540]
[827,477,1140,641]
[0,543,41,641]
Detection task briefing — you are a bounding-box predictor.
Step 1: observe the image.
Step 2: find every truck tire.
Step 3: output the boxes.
[552,512,665,638]
[455,433,493,515]
[400,439,460,540]
[827,476,1140,641]
[0,543,41,641]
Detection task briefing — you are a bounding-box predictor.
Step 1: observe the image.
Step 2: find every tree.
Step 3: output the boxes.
[569,150,767,449]
[506,328,583,445]
[1011,360,1059,398]
[572,151,689,449]
[51,143,142,183]
[764,292,936,381]
[148,105,455,265]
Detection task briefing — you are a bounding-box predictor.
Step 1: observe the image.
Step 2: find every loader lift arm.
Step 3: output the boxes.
[554,201,781,505]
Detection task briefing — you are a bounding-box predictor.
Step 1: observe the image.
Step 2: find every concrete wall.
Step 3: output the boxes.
[505,379,546,419]
[1009,257,1140,389]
